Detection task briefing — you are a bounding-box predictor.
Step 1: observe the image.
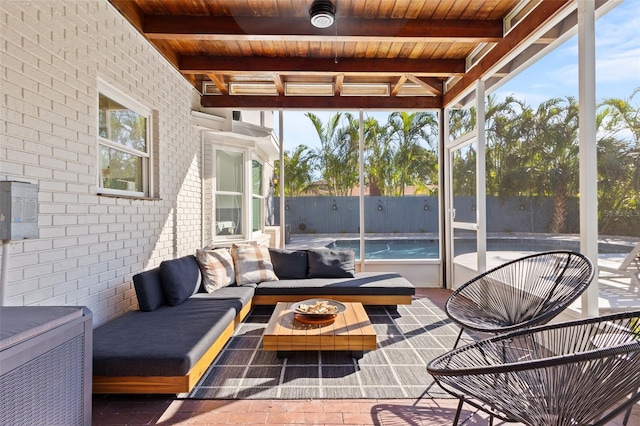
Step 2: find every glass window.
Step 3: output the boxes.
[98,91,150,195]
[276,111,440,261]
[252,160,264,232]
[215,150,243,237]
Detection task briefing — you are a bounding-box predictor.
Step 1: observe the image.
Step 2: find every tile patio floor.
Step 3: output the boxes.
[93,288,640,426]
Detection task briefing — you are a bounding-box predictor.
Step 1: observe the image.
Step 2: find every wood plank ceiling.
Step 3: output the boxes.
[109,0,589,110]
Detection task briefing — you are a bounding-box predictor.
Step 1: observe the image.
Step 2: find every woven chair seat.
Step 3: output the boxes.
[446,250,594,348]
[428,310,640,426]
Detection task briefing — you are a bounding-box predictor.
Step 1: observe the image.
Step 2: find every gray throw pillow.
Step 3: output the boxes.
[269,248,309,279]
[307,248,356,278]
[159,255,201,306]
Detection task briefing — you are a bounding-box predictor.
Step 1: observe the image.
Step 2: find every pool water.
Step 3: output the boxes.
[326,238,628,260]
[327,239,440,259]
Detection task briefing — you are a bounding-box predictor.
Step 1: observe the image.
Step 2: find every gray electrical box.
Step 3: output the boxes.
[0,181,39,240]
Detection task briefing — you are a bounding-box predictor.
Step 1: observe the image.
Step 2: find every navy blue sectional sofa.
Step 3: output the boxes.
[92,248,415,394]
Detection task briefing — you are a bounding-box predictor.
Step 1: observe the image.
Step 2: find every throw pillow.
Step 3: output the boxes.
[195,248,235,292]
[269,248,308,279]
[159,255,201,306]
[231,243,279,285]
[133,268,166,312]
[307,248,356,278]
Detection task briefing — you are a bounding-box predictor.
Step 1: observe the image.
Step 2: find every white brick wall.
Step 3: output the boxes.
[0,0,206,326]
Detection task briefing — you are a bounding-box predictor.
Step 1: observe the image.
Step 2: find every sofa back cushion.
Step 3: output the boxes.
[159,255,201,306]
[195,248,236,292]
[133,268,165,312]
[307,248,356,278]
[269,248,308,279]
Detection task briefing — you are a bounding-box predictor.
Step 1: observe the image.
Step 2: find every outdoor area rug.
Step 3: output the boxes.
[184,296,459,400]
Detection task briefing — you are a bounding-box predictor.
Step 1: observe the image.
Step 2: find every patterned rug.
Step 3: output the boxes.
[185,297,457,400]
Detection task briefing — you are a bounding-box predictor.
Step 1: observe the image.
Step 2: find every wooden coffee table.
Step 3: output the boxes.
[263,301,377,358]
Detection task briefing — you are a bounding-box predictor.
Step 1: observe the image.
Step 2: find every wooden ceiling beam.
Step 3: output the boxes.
[201,95,442,110]
[334,75,344,95]
[391,75,409,96]
[207,74,228,94]
[180,56,465,77]
[406,76,442,95]
[444,0,572,106]
[273,74,284,94]
[110,0,145,32]
[144,16,503,43]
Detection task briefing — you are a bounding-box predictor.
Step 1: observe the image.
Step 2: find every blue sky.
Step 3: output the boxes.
[280,0,640,151]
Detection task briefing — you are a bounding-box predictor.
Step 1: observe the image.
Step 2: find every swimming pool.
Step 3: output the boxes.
[326,238,630,260]
[326,239,439,259]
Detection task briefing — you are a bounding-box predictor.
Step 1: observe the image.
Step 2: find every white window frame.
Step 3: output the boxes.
[251,157,265,236]
[97,80,152,197]
[212,147,267,242]
[214,147,246,241]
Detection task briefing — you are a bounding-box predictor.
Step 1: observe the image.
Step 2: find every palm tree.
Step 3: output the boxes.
[484,95,529,197]
[306,112,359,196]
[448,108,475,141]
[361,116,389,196]
[597,89,640,235]
[600,88,640,147]
[526,97,580,233]
[275,145,315,196]
[386,111,438,195]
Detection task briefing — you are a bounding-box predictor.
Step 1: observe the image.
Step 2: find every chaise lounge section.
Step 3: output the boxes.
[93,246,415,394]
[92,255,255,394]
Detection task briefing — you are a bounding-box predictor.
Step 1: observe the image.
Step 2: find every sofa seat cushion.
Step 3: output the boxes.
[254,272,415,296]
[191,284,255,308]
[93,298,239,377]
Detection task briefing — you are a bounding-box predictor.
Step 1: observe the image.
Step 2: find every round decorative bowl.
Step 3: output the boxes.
[290,299,346,324]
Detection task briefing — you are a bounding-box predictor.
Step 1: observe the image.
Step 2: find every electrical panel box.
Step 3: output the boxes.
[0,181,39,240]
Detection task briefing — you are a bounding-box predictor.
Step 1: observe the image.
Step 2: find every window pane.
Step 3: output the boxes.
[98,93,147,152]
[252,196,261,232]
[252,160,263,195]
[216,194,242,235]
[100,145,143,192]
[216,151,243,192]
[363,110,440,259]
[451,143,476,224]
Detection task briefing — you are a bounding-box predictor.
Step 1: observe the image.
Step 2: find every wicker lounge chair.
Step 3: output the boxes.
[446,250,594,348]
[427,310,640,426]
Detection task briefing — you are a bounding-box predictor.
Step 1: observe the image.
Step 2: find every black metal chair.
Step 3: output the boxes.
[446,250,594,348]
[427,310,640,426]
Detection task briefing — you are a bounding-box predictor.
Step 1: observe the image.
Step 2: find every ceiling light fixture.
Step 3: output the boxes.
[310,0,335,29]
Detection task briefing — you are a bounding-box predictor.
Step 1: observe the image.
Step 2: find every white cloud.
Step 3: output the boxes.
[493,90,552,107]
[594,1,640,86]
[597,47,640,83]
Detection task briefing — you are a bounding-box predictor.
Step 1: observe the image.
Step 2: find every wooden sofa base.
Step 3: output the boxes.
[92,301,252,394]
[252,294,412,306]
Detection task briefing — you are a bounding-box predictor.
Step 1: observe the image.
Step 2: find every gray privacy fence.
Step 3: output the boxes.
[270,196,580,235]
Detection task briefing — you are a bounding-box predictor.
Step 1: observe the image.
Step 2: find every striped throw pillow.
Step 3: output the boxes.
[195,248,235,292]
[231,243,279,285]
